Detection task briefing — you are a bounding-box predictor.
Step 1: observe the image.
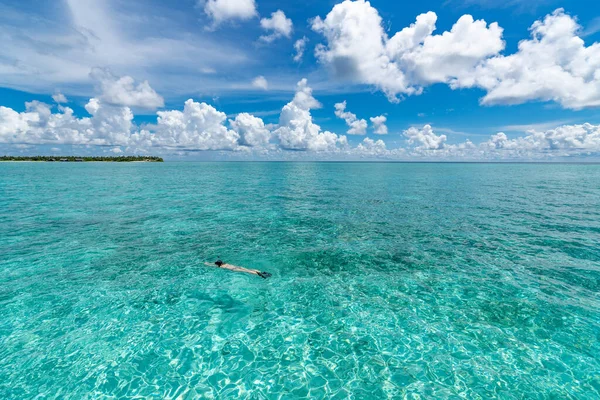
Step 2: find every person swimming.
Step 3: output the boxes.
[206,259,272,279]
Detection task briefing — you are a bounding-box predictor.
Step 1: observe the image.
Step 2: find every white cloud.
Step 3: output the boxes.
[252,76,269,90]
[52,92,68,104]
[84,98,135,146]
[334,101,368,135]
[397,123,600,159]
[230,113,271,147]
[404,125,447,150]
[312,0,503,102]
[0,98,133,147]
[90,68,164,110]
[312,1,403,97]
[389,125,476,158]
[275,79,345,151]
[260,10,293,43]
[370,115,388,134]
[111,147,123,154]
[294,37,309,62]
[202,0,258,26]
[0,96,241,151]
[0,107,34,142]
[457,9,600,109]
[482,124,600,154]
[3,84,600,159]
[150,100,239,150]
[390,13,504,87]
[0,1,251,96]
[355,137,388,155]
[313,2,600,109]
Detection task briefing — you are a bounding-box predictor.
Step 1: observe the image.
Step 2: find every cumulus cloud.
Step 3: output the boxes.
[334,101,368,135]
[275,79,346,151]
[399,123,600,159]
[90,68,164,110]
[389,13,504,88]
[0,96,242,151]
[202,0,257,26]
[0,98,133,147]
[312,0,503,102]
[3,79,600,159]
[366,123,600,159]
[312,1,401,96]
[260,10,293,43]
[150,100,239,150]
[230,113,272,147]
[52,92,68,104]
[457,9,600,109]
[84,98,134,146]
[370,115,388,134]
[482,124,600,155]
[0,107,35,142]
[294,37,309,62]
[404,125,447,150]
[252,76,269,90]
[312,2,600,109]
[355,137,388,155]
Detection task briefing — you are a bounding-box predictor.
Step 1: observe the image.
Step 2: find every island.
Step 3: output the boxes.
[0,156,163,162]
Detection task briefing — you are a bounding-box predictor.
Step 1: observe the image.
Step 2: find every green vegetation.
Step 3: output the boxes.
[0,156,163,162]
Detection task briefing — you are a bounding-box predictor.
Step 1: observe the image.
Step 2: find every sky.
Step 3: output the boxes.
[0,0,599,160]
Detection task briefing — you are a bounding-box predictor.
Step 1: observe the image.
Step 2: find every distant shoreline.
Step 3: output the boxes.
[0,156,163,162]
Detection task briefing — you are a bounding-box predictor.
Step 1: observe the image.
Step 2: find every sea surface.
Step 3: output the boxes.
[1,162,599,399]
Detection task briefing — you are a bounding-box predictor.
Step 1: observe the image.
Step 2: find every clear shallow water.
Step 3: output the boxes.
[1,162,599,399]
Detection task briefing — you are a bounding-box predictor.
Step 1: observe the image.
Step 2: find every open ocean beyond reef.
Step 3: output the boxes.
[1,162,599,399]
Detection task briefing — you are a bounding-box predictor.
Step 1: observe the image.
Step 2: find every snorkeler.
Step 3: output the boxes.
[205,260,272,279]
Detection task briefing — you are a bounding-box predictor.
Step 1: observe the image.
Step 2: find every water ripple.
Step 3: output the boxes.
[1,162,599,398]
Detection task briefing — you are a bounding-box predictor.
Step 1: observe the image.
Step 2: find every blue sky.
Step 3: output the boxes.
[0,0,599,159]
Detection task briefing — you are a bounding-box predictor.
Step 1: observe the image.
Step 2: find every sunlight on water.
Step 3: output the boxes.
[1,162,599,398]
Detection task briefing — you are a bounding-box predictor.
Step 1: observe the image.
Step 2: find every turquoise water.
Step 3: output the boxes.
[1,162,599,399]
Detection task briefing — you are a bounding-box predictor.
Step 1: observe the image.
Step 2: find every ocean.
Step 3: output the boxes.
[1,162,599,398]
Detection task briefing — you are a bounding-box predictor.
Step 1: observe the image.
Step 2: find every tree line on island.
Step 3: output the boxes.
[0,156,164,162]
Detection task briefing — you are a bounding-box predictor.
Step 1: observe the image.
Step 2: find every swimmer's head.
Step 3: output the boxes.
[215,260,224,267]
